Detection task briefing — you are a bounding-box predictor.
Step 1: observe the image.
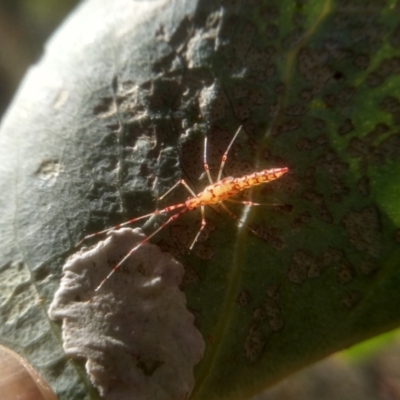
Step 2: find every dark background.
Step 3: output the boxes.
[0,0,79,118]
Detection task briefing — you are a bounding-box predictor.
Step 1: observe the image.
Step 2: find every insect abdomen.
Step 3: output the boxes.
[186,167,288,209]
[234,167,288,190]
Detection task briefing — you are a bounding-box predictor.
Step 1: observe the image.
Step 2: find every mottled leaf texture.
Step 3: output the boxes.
[0,0,399,399]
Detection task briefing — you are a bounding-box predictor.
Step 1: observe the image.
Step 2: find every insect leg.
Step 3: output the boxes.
[189,206,207,250]
[76,202,186,247]
[225,199,284,206]
[203,136,213,184]
[95,207,189,291]
[158,179,196,201]
[217,125,243,182]
[219,202,261,238]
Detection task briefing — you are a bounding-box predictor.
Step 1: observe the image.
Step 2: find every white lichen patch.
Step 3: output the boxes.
[49,228,204,400]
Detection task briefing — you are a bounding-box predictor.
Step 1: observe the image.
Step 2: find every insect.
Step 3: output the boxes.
[78,126,288,291]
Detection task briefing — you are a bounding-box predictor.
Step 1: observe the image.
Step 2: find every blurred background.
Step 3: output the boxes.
[0,0,79,118]
[1,1,400,399]
[255,330,400,400]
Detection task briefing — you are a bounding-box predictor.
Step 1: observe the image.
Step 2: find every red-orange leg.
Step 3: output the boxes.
[76,202,186,247]
[225,199,284,206]
[217,125,243,181]
[203,136,213,184]
[158,179,196,201]
[219,202,261,238]
[195,125,244,248]
[95,207,189,291]
[189,206,207,249]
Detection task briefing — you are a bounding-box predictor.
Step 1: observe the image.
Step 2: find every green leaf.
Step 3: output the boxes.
[0,0,399,399]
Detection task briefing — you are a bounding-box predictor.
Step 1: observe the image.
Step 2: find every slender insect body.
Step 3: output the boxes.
[78,126,289,291]
[187,167,288,209]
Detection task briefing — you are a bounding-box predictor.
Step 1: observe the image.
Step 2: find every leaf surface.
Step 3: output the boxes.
[0,0,399,399]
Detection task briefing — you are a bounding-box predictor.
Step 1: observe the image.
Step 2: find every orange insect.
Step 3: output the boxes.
[78,126,288,290]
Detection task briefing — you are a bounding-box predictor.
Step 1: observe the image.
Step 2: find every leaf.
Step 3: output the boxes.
[0,0,399,399]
